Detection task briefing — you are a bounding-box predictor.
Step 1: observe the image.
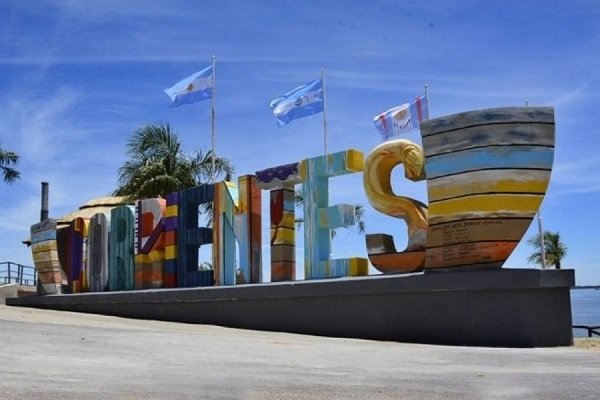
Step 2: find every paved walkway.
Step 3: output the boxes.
[0,305,598,399]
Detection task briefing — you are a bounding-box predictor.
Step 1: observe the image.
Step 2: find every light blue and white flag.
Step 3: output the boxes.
[270,78,323,126]
[164,65,213,107]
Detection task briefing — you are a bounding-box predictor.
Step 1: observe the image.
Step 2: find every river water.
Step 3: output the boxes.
[571,288,600,337]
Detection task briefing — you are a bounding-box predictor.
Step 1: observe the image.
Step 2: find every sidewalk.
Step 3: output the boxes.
[0,305,598,399]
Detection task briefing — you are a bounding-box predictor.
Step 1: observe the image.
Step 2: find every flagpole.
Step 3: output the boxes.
[211,55,216,184]
[537,211,547,269]
[321,68,328,157]
[424,83,430,119]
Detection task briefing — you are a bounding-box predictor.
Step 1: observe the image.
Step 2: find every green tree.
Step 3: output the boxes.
[527,231,567,269]
[0,145,20,184]
[114,124,233,200]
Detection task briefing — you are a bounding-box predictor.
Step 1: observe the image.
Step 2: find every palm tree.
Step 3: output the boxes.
[0,145,20,184]
[114,124,233,200]
[527,231,567,269]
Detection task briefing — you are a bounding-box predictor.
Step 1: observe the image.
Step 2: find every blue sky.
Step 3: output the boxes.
[1,1,599,284]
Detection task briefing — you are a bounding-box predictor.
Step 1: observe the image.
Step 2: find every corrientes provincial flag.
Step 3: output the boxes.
[164,65,213,107]
[373,95,428,140]
[270,78,323,126]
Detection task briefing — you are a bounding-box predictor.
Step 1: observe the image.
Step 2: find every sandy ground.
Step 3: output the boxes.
[1,305,599,399]
[574,337,600,350]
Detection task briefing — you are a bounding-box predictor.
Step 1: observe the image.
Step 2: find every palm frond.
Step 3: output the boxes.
[527,231,567,269]
[1,165,20,183]
[114,124,234,199]
[0,145,20,184]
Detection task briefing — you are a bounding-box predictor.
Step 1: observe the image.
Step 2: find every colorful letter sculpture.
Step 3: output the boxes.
[87,213,110,292]
[164,192,178,288]
[213,175,261,285]
[300,149,368,279]
[135,199,166,289]
[364,139,429,273]
[31,219,65,295]
[109,206,135,291]
[256,163,303,282]
[421,107,555,270]
[56,217,87,293]
[364,107,555,273]
[29,106,556,295]
[177,185,214,287]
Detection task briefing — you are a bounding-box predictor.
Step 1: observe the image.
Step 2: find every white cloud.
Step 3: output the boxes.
[551,82,588,108]
[550,156,600,196]
[2,87,82,163]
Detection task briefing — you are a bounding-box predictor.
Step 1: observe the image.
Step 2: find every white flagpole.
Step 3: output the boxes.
[424,83,430,119]
[211,55,216,184]
[537,212,547,269]
[321,68,328,157]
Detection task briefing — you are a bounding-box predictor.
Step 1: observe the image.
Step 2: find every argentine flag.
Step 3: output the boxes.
[164,65,213,107]
[270,78,323,126]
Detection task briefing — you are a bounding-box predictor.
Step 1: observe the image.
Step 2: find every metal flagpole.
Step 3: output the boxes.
[526,99,547,269]
[321,68,328,157]
[211,55,216,184]
[424,83,430,119]
[537,212,547,269]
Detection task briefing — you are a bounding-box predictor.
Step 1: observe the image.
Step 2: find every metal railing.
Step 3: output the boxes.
[573,325,600,338]
[0,261,37,286]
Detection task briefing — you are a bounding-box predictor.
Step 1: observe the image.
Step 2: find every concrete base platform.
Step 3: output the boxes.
[0,283,36,304]
[7,268,575,347]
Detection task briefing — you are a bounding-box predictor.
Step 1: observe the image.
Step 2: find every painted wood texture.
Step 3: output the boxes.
[256,162,302,190]
[425,146,553,179]
[256,162,302,282]
[213,176,262,286]
[235,175,262,284]
[269,187,296,281]
[109,205,135,291]
[330,258,369,278]
[364,233,424,273]
[164,192,178,288]
[56,218,87,293]
[86,213,110,291]
[300,149,367,279]
[177,185,214,287]
[31,219,65,295]
[213,181,238,286]
[68,218,87,293]
[428,169,551,202]
[420,107,554,270]
[135,198,166,289]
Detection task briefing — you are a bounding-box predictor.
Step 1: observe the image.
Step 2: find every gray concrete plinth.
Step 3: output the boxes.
[7,268,574,347]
